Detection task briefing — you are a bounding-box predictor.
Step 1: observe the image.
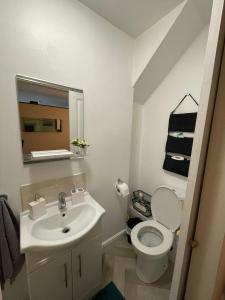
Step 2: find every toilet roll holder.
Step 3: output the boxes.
[115,178,129,197]
[115,179,122,193]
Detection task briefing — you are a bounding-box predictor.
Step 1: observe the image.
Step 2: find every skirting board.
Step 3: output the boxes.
[102,229,126,254]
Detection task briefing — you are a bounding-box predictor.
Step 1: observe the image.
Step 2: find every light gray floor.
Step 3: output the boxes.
[102,235,173,300]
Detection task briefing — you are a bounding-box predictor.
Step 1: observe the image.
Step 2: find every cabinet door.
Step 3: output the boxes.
[72,235,102,300]
[28,253,72,300]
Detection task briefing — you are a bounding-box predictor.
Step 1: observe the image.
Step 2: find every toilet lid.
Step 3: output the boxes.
[151,186,182,232]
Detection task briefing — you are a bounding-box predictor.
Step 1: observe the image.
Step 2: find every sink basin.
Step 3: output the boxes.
[32,203,96,241]
[20,192,105,252]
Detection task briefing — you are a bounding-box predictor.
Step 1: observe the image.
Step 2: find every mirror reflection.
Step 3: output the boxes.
[16,76,84,163]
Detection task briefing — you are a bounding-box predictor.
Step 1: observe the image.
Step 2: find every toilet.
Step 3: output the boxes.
[131,186,183,283]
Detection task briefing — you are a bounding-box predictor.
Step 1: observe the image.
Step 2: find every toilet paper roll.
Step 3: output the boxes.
[115,181,129,198]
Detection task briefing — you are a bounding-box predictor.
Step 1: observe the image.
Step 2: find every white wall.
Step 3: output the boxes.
[0,2,134,297]
[129,102,143,192]
[132,1,186,84]
[130,26,209,195]
[0,0,133,239]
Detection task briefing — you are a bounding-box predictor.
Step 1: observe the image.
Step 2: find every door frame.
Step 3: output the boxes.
[170,0,225,299]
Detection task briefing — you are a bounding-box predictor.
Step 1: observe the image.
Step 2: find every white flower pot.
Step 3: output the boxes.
[74,146,87,157]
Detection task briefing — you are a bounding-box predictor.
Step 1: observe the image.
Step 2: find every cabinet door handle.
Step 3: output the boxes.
[64,263,68,288]
[78,255,82,278]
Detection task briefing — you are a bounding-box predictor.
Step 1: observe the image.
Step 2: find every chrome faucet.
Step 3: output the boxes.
[58,192,67,211]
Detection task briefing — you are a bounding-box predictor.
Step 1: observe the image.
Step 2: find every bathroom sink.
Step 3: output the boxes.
[20,192,105,252]
[32,203,96,241]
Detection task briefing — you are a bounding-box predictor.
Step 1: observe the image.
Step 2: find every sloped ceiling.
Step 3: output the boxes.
[77,0,213,103]
[133,0,209,103]
[195,0,213,22]
[77,0,184,37]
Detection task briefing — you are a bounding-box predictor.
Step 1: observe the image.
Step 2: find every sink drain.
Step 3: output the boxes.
[62,227,70,234]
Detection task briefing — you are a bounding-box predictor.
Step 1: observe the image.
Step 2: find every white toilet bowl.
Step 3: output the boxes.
[131,186,183,283]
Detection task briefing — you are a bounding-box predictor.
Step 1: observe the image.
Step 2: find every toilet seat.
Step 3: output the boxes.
[131,186,183,258]
[151,186,183,232]
[131,220,173,257]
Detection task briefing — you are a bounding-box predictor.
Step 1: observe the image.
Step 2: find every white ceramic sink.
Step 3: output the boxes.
[32,203,96,241]
[20,192,105,252]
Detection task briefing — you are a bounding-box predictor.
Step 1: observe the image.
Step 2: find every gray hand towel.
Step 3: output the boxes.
[0,195,24,288]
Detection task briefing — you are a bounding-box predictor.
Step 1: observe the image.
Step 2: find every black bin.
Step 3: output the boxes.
[126,217,142,244]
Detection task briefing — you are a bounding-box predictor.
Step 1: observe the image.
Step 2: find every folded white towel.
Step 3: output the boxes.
[31,149,73,160]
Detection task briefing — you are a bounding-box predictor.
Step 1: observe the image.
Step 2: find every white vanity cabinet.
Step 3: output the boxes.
[25,223,103,300]
[72,235,102,300]
[28,252,72,300]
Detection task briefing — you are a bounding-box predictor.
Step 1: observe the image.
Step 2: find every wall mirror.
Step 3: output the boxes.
[16,75,84,164]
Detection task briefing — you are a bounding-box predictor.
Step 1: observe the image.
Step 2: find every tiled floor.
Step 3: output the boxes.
[102,235,173,300]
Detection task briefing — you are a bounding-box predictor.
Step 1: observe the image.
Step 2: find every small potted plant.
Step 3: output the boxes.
[71,138,89,157]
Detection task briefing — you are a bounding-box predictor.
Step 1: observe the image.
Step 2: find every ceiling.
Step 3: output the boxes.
[78,0,184,37]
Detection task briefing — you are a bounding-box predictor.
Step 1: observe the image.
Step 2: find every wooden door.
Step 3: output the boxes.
[212,234,225,300]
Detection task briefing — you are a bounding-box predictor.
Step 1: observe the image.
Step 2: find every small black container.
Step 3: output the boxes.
[126,217,142,244]
[163,154,190,177]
